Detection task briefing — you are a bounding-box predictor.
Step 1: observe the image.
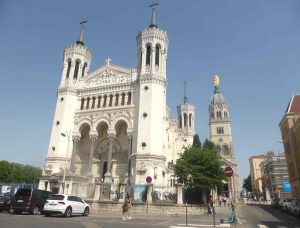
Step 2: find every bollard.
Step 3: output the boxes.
[212,207,216,227]
[185,203,188,226]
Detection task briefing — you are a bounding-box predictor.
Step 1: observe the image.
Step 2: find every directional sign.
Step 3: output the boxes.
[224,166,233,177]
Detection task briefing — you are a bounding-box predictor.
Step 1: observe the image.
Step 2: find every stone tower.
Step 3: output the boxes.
[177,81,195,145]
[132,3,169,184]
[44,22,92,175]
[209,75,240,201]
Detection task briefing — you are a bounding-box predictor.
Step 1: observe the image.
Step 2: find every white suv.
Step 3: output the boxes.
[43,194,89,217]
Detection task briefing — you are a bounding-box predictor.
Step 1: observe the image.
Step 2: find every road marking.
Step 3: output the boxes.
[156,220,175,225]
[258,225,268,228]
[81,221,101,228]
[176,224,230,227]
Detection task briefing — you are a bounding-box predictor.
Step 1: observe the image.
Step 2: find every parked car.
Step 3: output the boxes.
[288,199,300,217]
[0,195,13,212]
[43,194,89,217]
[11,188,52,215]
[280,198,293,212]
[271,197,280,209]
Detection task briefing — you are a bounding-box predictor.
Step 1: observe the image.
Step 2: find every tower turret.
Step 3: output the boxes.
[60,20,92,86]
[177,81,195,144]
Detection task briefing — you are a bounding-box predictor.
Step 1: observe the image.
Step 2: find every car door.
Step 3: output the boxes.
[76,197,85,213]
[67,196,79,213]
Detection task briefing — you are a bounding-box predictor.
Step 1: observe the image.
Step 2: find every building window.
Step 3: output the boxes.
[179,115,182,128]
[82,62,87,77]
[143,113,148,118]
[109,94,113,107]
[183,113,187,127]
[91,97,96,109]
[127,92,132,105]
[121,93,125,105]
[103,95,107,107]
[155,44,160,66]
[189,113,192,127]
[73,60,80,80]
[86,97,90,109]
[80,98,85,110]
[115,94,119,106]
[142,142,147,148]
[66,60,71,79]
[146,45,151,66]
[97,96,101,108]
[144,86,149,91]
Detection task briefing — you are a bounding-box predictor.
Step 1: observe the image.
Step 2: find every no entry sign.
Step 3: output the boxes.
[224,166,233,177]
[146,176,152,184]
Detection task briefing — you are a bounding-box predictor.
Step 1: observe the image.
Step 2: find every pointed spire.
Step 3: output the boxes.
[184,81,188,104]
[213,74,220,93]
[149,0,158,28]
[76,19,87,46]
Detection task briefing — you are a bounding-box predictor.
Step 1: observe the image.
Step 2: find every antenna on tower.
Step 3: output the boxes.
[184,81,188,104]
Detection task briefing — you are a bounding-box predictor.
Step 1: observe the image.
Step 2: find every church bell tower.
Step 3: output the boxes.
[132,1,169,184]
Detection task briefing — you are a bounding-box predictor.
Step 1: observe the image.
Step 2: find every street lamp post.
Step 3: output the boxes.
[61,131,71,194]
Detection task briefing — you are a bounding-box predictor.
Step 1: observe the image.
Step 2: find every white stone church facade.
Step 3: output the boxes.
[39,7,196,199]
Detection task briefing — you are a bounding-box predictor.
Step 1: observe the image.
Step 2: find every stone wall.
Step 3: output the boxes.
[87,200,207,216]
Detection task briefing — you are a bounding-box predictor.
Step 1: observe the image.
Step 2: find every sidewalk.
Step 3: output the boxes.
[90,204,234,227]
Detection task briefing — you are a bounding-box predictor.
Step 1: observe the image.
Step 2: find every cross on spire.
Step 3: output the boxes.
[149,0,159,28]
[76,18,88,45]
[184,81,188,104]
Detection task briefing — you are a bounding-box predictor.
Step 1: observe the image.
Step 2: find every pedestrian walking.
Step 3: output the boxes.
[218,195,222,207]
[222,195,227,206]
[207,195,215,214]
[122,192,132,220]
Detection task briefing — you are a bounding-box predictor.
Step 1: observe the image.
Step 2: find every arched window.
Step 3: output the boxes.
[66,60,71,79]
[103,95,107,107]
[109,94,113,107]
[189,113,192,127]
[127,92,132,105]
[222,145,229,155]
[80,98,85,110]
[86,97,90,109]
[179,115,182,128]
[146,45,151,66]
[211,112,214,119]
[73,60,80,80]
[97,96,101,108]
[183,113,187,127]
[216,145,221,154]
[155,44,160,66]
[91,97,96,109]
[221,127,224,134]
[82,62,87,77]
[115,94,119,106]
[121,93,125,105]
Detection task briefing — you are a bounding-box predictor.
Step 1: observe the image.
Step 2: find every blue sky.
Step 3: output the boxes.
[1,0,300,186]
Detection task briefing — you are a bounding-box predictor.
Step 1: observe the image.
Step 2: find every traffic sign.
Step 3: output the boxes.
[146,176,152,184]
[224,166,233,177]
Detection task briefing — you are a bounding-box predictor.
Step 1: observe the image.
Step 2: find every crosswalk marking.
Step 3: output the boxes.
[258,225,288,228]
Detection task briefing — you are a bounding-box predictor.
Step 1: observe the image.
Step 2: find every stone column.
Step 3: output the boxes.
[118,95,122,106]
[176,183,183,205]
[147,184,153,203]
[70,135,80,172]
[104,132,115,183]
[127,133,133,184]
[87,134,98,176]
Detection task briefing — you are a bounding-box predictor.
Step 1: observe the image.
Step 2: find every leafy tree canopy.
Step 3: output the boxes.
[242,174,252,192]
[0,160,42,183]
[192,134,201,148]
[173,140,226,192]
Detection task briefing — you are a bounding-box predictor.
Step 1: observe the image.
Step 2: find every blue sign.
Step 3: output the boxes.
[282,181,291,193]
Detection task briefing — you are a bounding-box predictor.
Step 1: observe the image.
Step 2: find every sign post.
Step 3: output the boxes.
[224,166,236,227]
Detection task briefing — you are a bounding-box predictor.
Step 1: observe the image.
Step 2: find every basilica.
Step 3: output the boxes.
[39,4,239,201]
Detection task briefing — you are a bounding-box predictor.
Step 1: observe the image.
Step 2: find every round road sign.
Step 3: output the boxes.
[224,166,233,177]
[146,176,152,184]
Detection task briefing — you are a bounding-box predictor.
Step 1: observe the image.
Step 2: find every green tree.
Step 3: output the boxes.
[173,141,225,192]
[242,174,252,192]
[192,134,201,148]
[0,160,42,183]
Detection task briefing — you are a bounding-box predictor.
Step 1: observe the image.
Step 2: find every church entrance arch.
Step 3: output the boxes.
[77,123,92,175]
[96,122,109,181]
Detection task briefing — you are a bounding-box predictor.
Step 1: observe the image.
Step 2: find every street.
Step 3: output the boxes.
[0,204,299,228]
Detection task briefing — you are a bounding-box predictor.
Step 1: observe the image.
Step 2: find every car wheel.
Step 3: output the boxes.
[31,206,39,215]
[64,207,72,218]
[83,207,89,216]
[44,212,51,217]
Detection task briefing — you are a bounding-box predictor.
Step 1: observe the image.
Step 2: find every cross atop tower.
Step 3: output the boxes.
[184,81,188,104]
[77,18,88,45]
[149,0,159,28]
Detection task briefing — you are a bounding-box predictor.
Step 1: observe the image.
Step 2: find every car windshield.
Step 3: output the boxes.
[48,195,65,200]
